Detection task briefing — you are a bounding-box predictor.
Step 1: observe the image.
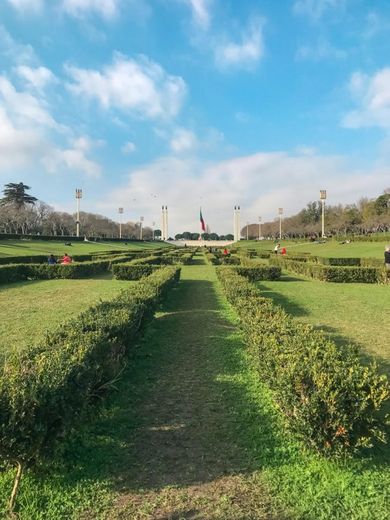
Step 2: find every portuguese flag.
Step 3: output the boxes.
[200,208,206,232]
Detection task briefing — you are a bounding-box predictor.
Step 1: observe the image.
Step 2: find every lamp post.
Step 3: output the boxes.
[118,207,123,239]
[75,189,82,237]
[246,221,249,240]
[320,190,327,238]
[140,216,144,240]
[258,216,262,240]
[278,207,283,239]
[152,221,156,241]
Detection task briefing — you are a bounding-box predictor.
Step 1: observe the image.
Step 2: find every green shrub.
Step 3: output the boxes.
[112,263,158,280]
[317,257,361,266]
[235,266,281,281]
[270,257,383,283]
[0,267,180,473]
[216,267,389,456]
[0,260,111,285]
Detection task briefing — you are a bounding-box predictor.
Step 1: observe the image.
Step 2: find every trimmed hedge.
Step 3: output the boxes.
[235,266,281,281]
[216,267,389,456]
[0,260,111,284]
[0,266,181,469]
[317,257,361,266]
[270,256,384,283]
[112,263,158,280]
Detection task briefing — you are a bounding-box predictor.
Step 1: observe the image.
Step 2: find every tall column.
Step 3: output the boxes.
[161,206,166,240]
[236,205,241,241]
[165,206,168,240]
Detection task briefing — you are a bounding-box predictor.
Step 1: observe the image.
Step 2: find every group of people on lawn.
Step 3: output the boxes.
[47,253,72,265]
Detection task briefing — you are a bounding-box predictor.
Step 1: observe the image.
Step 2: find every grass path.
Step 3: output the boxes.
[97,257,284,519]
[2,256,389,519]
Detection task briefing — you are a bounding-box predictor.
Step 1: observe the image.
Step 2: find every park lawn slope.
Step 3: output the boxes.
[0,239,170,258]
[234,239,388,258]
[0,276,133,355]
[257,276,390,376]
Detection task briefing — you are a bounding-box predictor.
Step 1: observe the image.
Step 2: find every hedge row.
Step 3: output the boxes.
[0,266,181,470]
[216,267,389,456]
[234,265,281,281]
[0,260,111,284]
[270,256,384,283]
[112,263,159,280]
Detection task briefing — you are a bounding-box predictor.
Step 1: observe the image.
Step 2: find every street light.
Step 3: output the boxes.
[140,216,144,240]
[320,190,327,238]
[118,207,124,239]
[152,221,156,241]
[75,189,82,237]
[258,216,262,240]
[278,208,283,239]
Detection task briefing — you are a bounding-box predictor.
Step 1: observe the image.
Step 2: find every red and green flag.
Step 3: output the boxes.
[200,208,206,232]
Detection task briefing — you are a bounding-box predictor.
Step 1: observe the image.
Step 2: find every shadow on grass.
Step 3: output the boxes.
[257,283,308,317]
[28,278,286,505]
[15,271,388,517]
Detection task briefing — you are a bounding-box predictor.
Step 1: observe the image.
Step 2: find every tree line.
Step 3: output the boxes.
[0,183,159,239]
[243,189,390,239]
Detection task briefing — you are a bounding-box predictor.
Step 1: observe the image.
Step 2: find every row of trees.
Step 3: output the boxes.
[243,190,390,239]
[1,182,389,240]
[0,183,158,239]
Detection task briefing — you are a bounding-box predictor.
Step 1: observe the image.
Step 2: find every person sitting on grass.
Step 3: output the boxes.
[281,246,287,256]
[47,254,57,265]
[385,245,390,271]
[61,253,72,264]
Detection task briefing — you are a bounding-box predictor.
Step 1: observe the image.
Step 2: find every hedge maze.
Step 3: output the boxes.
[0,242,388,518]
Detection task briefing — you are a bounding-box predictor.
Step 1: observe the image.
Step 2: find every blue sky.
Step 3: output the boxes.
[0,0,389,234]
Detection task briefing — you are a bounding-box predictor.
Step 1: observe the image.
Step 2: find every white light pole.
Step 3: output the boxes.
[278,207,283,239]
[75,188,82,237]
[246,221,249,240]
[140,216,144,240]
[320,190,327,238]
[258,216,262,240]
[118,207,123,238]
[152,221,156,241]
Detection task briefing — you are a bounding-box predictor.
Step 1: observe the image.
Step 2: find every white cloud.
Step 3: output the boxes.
[0,26,37,66]
[0,76,59,130]
[170,128,197,153]
[42,145,102,178]
[0,107,46,169]
[61,0,119,19]
[214,18,264,70]
[185,0,212,29]
[295,38,347,61]
[101,151,389,234]
[121,141,136,153]
[293,0,345,21]
[342,68,390,129]
[0,74,101,177]
[6,0,43,12]
[66,53,187,119]
[15,65,57,90]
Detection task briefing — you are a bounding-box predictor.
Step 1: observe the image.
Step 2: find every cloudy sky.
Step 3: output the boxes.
[0,0,389,234]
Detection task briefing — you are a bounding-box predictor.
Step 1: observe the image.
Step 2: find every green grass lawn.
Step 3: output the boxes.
[234,239,388,258]
[256,276,390,376]
[1,258,389,519]
[0,239,169,258]
[0,276,133,355]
